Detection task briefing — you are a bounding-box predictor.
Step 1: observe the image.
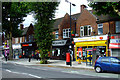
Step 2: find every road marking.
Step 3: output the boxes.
[5,69,42,78]
[61,70,118,78]
[24,66,48,70]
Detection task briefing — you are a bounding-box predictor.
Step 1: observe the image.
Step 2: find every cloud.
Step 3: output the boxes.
[22,14,35,27]
[23,0,92,26]
[55,0,92,19]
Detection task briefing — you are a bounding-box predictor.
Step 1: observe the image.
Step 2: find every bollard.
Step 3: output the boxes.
[78,58,81,64]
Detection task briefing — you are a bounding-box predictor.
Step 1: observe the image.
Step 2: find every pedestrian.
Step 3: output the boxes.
[5,51,7,61]
[28,54,31,62]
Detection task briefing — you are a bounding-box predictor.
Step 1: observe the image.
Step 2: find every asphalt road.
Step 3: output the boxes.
[1,62,119,80]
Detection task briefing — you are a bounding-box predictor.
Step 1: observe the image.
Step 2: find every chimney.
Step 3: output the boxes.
[20,24,24,30]
[80,4,87,13]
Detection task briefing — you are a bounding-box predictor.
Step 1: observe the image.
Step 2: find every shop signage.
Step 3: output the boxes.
[73,35,108,42]
[12,44,21,49]
[22,44,32,47]
[52,40,67,46]
[111,34,120,39]
[110,39,120,43]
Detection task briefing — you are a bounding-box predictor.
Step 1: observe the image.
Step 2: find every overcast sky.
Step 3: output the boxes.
[22,0,92,27]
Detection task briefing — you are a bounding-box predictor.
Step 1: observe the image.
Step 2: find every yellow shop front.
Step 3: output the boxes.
[73,35,108,66]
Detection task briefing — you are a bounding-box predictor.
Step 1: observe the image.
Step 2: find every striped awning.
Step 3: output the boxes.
[109,43,120,49]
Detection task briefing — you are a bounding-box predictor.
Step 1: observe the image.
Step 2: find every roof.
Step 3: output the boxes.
[53,13,81,30]
[96,14,120,23]
[71,13,81,20]
[53,17,63,30]
[22,27,29,36]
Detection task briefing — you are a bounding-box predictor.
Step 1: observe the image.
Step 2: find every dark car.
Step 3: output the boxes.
[94,57,120,73]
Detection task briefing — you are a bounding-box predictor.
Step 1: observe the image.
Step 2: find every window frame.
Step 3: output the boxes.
[15,38,18,43]
[55,30,59,39]
[20,37,22,43]
[98,23,103,35]
[80,25,92,37]
[63,28,70,38]
[115,21,120,33]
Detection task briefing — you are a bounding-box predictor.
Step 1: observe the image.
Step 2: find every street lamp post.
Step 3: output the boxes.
[65,0,76,66]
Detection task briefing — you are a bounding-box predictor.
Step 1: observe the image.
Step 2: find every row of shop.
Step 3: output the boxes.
[52,34,120,66]
[2,34,120,64]
[3,42,38,59]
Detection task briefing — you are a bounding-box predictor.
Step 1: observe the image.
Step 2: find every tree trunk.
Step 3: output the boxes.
[9,31,13,60]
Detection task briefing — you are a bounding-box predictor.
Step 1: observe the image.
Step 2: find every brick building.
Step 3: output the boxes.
[73,5,120,66]
[52,4,120,65]
[52,12,80,60]
[12,23,37,59]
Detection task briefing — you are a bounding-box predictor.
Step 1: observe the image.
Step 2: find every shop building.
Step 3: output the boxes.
[73,35,108,66]
[109,34,120,57]
[51,12,80,60]
[12,23,37,58]
[12,43,22,59]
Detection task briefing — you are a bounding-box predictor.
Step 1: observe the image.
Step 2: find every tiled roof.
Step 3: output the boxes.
[53,13,81,30]
[90,10,120,23]
[71,13,81,20]
[96,14,120,23]
[53,17,63,30]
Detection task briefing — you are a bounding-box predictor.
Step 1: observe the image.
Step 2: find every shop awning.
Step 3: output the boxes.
[52,40,67,46]
[12,44,21,49]
[109,43,120,49]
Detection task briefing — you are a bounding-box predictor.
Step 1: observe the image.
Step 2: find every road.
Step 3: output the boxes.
[1,62,119,80]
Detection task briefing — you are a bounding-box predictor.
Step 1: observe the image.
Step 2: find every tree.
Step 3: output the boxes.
[30,2,59,64]
[2,2,30,59]
[88,2,120,17]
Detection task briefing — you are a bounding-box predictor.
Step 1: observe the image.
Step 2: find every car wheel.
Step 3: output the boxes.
[95,66,102,73]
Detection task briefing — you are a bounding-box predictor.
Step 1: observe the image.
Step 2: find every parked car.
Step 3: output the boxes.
[94,57,120,73]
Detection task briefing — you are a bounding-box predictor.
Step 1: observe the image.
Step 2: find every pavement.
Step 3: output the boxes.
[2,58,94,70]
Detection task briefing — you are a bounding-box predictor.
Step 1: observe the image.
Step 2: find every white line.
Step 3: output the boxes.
[5,69,42,78]
[24,66,48,70]
[61,71,118,78]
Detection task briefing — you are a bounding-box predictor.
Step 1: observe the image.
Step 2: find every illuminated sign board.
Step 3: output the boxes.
[73,35,108,42]
[22,44,32,47]
[52,40,67,46]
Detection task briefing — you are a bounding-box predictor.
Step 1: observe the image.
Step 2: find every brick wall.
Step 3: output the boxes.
[58,13,76,40]
[76,9,97,36]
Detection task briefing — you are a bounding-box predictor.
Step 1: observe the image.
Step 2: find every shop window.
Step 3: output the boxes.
[52,49,60,56]
[15,38,18,43]
[55,30,58,39]
[29,34,33,42]
[116,21,120,33]
[63,28,70,38]
[80,25,92,37]
[20,37,22,43]
[98,24,103,35]
[25,37,27,42]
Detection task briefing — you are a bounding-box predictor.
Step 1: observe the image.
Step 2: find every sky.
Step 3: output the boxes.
[22,0,92,27]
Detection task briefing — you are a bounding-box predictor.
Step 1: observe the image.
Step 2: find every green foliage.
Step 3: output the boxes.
[2,2,30,37]
[30,2,59,63]
[2,2,30,59]
[88,2,120,16]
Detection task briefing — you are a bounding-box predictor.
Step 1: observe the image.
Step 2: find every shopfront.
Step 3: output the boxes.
[52,40,72,60]
[21,42,37,58]
[109,34,120,57]
[73,35,108,66]
[12,44,22,59]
